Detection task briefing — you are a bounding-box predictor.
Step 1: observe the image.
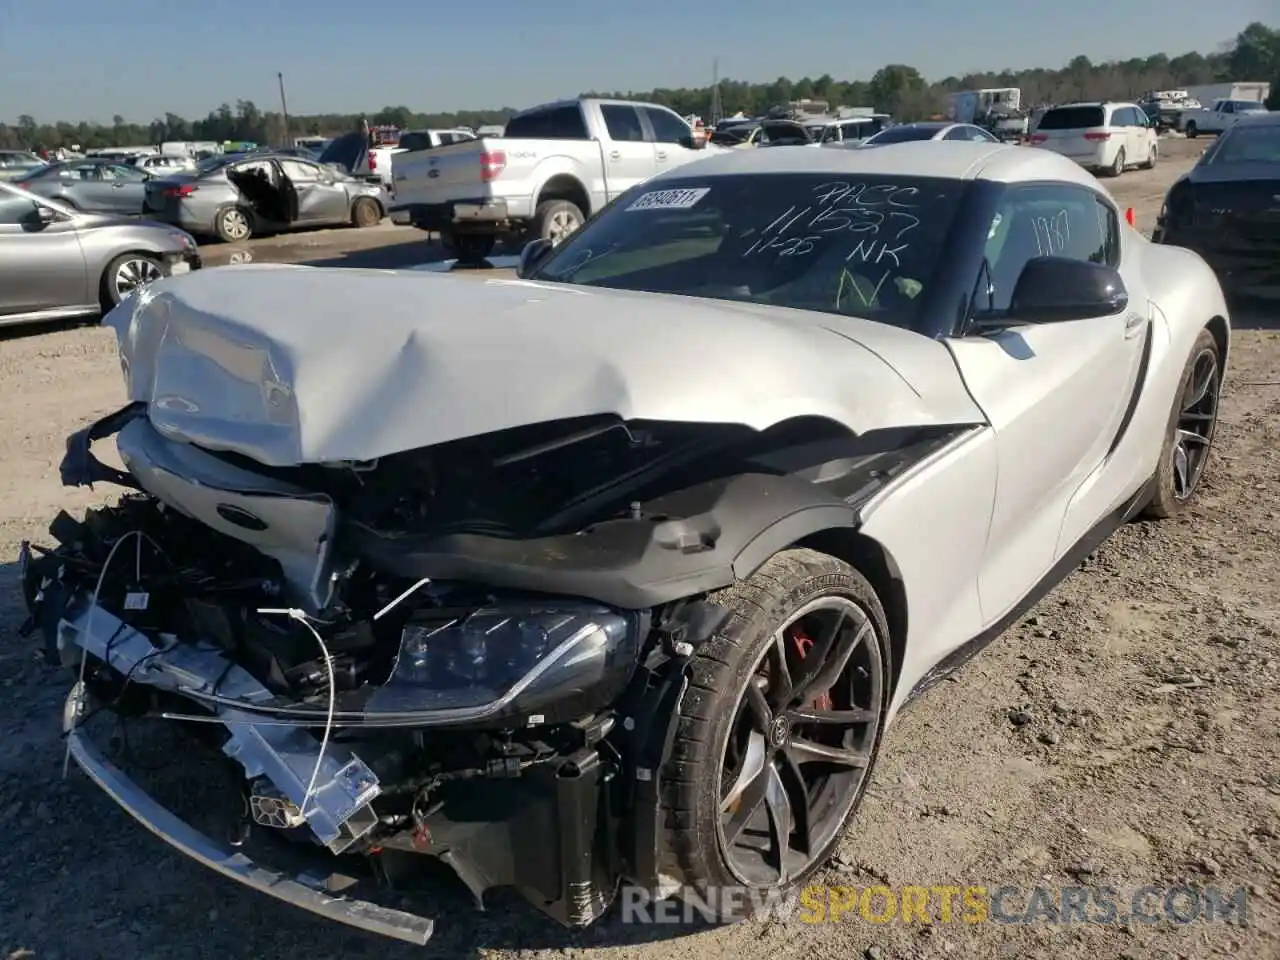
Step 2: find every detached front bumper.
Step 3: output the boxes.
[62,698,435,946]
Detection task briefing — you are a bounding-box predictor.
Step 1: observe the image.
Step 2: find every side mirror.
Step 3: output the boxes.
[516,238,554,279]
[35,204,58,224]
[1005,256,1127,324]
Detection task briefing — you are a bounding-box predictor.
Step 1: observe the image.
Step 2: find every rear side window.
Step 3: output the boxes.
[504,105,588,139]
[1037,106,1106,130]
[398,132,434,153]
[601,104,645,142]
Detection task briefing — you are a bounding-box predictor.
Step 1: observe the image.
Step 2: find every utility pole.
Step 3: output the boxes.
[277,72,291,148]
[709,57,723,125]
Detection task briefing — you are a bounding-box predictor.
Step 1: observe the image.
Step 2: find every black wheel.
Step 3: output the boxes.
[1106,148,1126,178]
[351,196,381,228]
[1184,122,1198,138]
[446,232,496,265]
[100,253,164,311]
[531,199,584,247]
[214,205,253,243]
[1143,328,1222,519]
[659,548,891,918]
[1142,145,1157,170]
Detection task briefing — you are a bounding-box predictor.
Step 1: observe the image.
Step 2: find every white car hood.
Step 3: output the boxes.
[105,263,984,466]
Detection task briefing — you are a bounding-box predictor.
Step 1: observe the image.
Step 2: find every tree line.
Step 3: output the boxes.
[2,22,1275,152]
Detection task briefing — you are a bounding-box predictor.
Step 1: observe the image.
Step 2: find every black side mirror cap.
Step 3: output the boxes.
[1002,256,1128,325]
[516,238,554,279]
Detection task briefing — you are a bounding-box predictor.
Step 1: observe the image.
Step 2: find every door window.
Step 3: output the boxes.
[975,185,1120,316]
[601,104,646,142]
[101,164,146,181]
[640,106,691,144]
[1220,101,1235,114]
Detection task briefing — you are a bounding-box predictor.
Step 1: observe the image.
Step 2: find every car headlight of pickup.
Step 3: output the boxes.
[373,602,641,724]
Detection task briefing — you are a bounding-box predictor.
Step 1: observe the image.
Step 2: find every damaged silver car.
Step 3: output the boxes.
[24,144,1226,945]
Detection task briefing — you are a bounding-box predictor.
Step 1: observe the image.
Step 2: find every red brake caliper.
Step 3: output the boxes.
[789,626,833,711]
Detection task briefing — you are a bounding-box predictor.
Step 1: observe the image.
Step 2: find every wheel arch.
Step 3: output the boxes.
[535,174,591,218]
[794,528,908,697]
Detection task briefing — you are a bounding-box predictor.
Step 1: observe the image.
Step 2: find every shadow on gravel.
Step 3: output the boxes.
[0,555,708,959]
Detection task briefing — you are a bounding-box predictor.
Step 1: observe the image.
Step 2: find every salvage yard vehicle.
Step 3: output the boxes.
[0,180,199,327]
[859,122,999,146]
[1179,98,1269,138]
[13,158,155,215]
[1029,101,1159,177]
[0,149,47,181]
[388,96,717,263]
[143,152,387,242]
[1153,112,1280,299]
[25,141,1230,947]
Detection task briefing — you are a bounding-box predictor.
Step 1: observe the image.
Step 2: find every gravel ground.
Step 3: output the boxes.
[2,140,1277,960]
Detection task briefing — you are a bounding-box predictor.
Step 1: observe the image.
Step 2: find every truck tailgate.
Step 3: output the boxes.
[389,137,605,212]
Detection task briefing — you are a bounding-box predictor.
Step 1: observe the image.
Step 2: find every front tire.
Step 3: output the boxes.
[1185,122,1198,138]
[659,548,891,919]
[1142,145,1157,169]
[1142,328,1222,519]
[100,253,164,311]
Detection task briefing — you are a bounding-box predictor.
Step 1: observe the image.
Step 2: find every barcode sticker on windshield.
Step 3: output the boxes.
[626,187,710,212]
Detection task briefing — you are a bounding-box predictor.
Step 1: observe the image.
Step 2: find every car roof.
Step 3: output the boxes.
[655,140,1106,189]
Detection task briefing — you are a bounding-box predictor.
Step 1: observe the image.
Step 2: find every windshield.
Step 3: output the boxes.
[1207,123,1280,164]
[530,173,967,333]
[865,125,941,144]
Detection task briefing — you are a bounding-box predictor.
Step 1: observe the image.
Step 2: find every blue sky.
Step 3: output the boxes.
[0,0,1270,124]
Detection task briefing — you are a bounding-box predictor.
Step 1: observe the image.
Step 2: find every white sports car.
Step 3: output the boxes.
[25,141,1229,945]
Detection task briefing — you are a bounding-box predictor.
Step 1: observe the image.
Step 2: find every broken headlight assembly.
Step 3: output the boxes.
[367,602,642,725]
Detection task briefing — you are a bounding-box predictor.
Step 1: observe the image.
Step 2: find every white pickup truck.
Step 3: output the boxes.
[1180,98,1269,137]
[388,96,717,262]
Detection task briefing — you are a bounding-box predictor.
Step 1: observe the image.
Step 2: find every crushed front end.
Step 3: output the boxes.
[23,403,738,943]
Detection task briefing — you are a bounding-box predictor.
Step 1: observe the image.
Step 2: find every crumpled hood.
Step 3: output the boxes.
[104,263,983,466]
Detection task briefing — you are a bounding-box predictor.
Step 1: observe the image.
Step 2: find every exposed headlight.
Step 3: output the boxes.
[366,602,639,725]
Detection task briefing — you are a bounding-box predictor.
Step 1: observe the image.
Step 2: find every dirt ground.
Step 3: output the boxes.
[1,137,1277,960]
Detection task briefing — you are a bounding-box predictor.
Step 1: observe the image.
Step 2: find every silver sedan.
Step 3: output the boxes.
[856,122,1002,146]
[0,181,200,328]
[13,159,153,215]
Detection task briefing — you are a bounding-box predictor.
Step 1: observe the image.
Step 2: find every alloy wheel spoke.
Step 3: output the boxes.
[765,632,794,710]
[723,757,771,845]
[800,620,870,700]
[789,608,845,697]
[743,680,774,732]
[777,750,813,856]
[762,765,794,881]
[720,732,768,814]
[786,736,871,769]
[788,706,876,725]
[1176,428,1210,448]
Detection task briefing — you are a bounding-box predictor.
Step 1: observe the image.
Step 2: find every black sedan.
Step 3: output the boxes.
[1153,111,1280,299]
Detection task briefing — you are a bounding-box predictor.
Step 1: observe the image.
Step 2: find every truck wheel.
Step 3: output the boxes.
[446,233,496,265]
[350,197,381,228]
[532,199,584,247]
[658,548,891,920]
[1184,122,1198,138]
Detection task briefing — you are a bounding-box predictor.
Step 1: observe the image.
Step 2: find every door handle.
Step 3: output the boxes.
[655,151,668,161]
[609,151,621,161]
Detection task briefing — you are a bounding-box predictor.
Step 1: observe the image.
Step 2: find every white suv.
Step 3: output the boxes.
[1029,102,1159,177]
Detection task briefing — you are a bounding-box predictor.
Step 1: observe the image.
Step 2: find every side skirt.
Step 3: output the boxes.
[903,475,1156,704]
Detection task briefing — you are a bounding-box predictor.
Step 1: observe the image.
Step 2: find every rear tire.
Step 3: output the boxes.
[215,205,253,243]
[351,196,381,228]
[658,548,891,921]
[1105,148,1126,177]
[531,199,585,247]
[1142,328,1222,519]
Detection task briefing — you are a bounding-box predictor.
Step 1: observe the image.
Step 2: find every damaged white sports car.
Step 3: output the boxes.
[24,142,1229,945]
